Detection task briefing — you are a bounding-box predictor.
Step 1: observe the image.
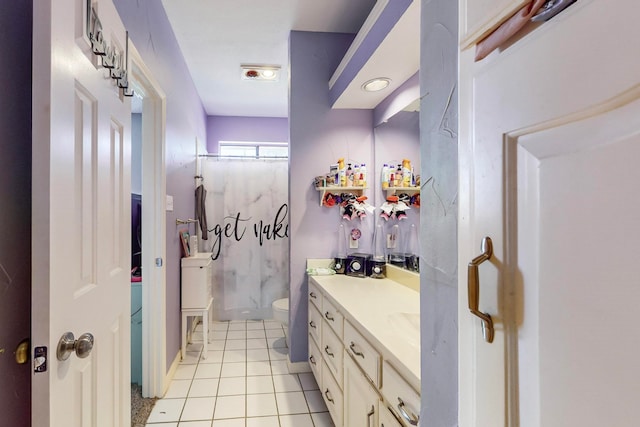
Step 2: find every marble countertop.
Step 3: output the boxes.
[309,274,421,391]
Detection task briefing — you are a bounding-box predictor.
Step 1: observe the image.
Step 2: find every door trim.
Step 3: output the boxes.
[129,43,168,398]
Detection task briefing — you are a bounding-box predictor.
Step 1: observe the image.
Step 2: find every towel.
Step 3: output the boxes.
[475,0,547,61]
[195,184,208,240]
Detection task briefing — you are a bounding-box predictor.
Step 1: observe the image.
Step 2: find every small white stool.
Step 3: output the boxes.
[181,297,213,360]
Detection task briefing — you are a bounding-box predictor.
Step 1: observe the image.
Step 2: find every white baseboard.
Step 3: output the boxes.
[164,350,182,396]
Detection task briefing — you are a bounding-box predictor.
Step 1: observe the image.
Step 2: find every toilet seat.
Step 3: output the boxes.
[272,298,288,312]
[272,297,289,326]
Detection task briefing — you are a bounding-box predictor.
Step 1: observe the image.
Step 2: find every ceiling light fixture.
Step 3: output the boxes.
[241,65,281,81]
[362,78,391,92]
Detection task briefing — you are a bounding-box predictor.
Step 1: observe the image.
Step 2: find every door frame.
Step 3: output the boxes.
[128,43,168,398]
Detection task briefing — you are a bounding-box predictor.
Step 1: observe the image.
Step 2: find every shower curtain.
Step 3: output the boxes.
[200,157,289,320]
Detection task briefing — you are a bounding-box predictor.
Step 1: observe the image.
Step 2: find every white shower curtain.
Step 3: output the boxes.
[200,157,289,320]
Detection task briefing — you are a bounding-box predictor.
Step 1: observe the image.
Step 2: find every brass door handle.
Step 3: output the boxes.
[15,339,29,365]
[467,236,495,343]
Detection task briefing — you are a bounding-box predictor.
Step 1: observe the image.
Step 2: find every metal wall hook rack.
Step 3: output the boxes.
[87,4,134,97]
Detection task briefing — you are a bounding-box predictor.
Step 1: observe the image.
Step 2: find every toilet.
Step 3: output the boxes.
[272,298,289,325]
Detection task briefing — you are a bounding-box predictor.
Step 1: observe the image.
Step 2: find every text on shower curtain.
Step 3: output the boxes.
[207,203,289,260]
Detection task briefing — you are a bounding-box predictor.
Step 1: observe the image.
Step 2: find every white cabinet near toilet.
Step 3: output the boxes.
[181,253,213,308]
[181,253,214,359]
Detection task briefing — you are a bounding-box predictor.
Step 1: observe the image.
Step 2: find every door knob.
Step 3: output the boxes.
[15,338,29,365]
[467,236,495,343]
[56,332,95,361]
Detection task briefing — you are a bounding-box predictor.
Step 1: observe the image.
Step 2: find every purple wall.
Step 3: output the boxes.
[206,116,288,154]
[0,0,32,423]
[289,31,374,363]
[113,0,208,370]
[373,71,419,127]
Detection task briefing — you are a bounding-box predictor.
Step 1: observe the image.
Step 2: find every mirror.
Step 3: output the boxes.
[373,100,420,272]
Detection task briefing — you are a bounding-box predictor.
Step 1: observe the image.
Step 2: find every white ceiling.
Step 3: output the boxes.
[161,0,418,118]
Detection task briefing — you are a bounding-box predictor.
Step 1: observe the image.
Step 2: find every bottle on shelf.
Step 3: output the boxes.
[402,159,412,187]
[381,164,389,189]
[353,164,360,186]
[395,164,403,187]
[338,158,346,187]
[346,163,354,186]
[359,163,367,187]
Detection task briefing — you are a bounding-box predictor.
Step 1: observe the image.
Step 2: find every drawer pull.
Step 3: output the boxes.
[397,397,419,426]
[324,311,334,321]
[349,341,365,358]
[309,355,316,365]
[324,345,334,357]
[367,405,375,427]
[310,292,317,299]
[324,388,334,403]
[309,320,316,329]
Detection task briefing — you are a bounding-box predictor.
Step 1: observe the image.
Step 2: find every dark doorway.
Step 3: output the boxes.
[0,1,33,425]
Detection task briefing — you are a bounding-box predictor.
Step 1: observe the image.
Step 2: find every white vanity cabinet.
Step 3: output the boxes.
[307,274,421,427]
[382,361,421,426]
[308,280,345,427]
[379,405,404,427]
[344,353,380,427]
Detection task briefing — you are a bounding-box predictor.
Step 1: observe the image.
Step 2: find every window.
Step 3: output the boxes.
[219,141,288,158]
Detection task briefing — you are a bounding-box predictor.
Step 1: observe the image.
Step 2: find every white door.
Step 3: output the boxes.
[32,0,132,425]
[459,1,640,426]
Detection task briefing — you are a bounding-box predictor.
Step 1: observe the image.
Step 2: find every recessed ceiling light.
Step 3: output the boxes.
[362,78,391,92]
[241,65,281,81]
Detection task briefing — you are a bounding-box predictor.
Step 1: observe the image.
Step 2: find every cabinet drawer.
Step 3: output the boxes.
[308,281,322,310]
[322,297,344,339]
[308,304,322,346]
[382,361,420,427]
[322,325,344,387]
[379,404,403,427]
[308,333,323,387]
[322,360,344,427]
[344,321,381,387]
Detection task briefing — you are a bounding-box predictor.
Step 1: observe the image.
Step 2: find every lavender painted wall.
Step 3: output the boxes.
[289,31,374,363]
[113,0,208,370]
[373,71,419,127]
[206,116,288,154]
[419,0,458,424]
[0,0,31,423]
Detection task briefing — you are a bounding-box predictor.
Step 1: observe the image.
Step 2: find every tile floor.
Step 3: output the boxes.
[145,319,334,427]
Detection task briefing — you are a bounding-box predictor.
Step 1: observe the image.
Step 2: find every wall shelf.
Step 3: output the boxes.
[384,186,420,198]
[316,186,367,207]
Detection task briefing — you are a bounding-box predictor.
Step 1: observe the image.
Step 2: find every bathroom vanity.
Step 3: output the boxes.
[308,272,420,426]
